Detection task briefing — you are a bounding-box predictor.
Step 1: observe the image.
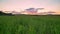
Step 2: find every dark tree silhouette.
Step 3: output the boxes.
[0,11,12,16]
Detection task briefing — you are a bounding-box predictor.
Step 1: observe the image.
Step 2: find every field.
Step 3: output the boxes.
[0,15,60,34]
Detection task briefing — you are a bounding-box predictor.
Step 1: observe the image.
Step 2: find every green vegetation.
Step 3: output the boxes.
[0,15,60,34]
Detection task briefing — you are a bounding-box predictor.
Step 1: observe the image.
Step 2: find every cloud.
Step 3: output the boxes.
[0,0,60,12]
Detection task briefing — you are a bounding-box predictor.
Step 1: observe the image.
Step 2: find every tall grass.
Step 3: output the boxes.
[0,15,60,34]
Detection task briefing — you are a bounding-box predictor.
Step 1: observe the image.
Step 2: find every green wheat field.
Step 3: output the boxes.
[0,15,60,34]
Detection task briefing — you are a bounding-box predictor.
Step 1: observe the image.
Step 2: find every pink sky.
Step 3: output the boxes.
[0,0,60,13]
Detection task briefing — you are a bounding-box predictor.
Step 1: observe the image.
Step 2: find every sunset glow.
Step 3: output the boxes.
[0,0,60,14]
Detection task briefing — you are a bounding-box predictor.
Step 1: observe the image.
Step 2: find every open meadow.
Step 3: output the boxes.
[0,15,60,34]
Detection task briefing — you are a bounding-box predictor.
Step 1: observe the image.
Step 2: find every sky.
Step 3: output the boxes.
[0,0,60,13]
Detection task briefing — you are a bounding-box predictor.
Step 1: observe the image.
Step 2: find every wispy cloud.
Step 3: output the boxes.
[0,0,60,12]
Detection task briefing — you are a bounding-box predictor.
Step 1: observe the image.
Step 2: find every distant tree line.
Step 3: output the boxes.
[0,11,13,16]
